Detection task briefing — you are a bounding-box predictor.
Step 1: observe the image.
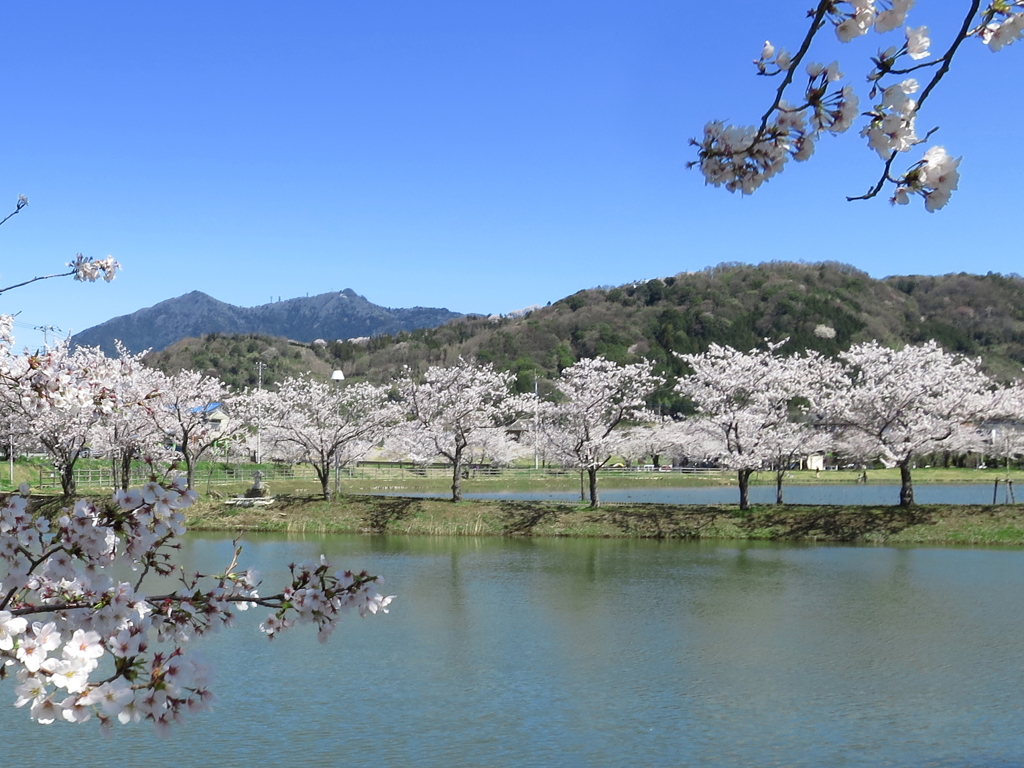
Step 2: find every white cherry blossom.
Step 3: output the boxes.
[696,1,1020,209]
[905,25,931,58]
[874,0,915,33]
[237,376,400,500]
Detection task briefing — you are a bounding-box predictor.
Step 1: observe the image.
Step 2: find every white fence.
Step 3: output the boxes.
[35,462,726,490]
[36,463,318,490]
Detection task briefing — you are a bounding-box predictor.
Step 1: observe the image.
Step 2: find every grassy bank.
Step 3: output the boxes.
[184,493,1024,546]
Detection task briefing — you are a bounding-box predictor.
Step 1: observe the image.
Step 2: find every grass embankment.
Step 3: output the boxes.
[184,493,1024,546]
[18,465,1024,545]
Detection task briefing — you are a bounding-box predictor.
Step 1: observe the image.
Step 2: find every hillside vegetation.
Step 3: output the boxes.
[144,262,1024,395]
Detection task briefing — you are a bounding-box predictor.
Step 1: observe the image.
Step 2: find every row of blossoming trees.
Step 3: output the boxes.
[10,338,1023,508]
[237,340,1022,512]
[0,342,240,496]
[672,340,1014,510]
[6,334,1021,513]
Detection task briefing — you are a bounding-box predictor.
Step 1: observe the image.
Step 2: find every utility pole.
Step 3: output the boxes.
[34,324,60,348]
[331,370,345,497]
[533,373,539,471]
[255,362,267,465]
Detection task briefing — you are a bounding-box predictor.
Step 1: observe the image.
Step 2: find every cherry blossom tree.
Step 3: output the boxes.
[89,343,169,492]
[822,340,994,506]
[391,359,525,502]
[247,376,400,500]
[693,1,1023,210]
[0,343,129,496]
[762,420,834,505]
[542,357,662,508]
[618,421,681,469]
[675,343,834,509]
[151,369,239,490]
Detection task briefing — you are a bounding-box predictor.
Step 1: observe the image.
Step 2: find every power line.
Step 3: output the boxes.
[33,324,62,347]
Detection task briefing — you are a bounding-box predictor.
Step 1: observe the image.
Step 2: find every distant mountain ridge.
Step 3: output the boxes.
[71,289,464,356]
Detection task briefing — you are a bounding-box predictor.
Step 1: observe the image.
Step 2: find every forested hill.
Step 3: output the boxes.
[143,262,1024,393]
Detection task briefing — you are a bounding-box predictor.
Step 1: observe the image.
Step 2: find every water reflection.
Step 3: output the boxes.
[3,535,1024,767]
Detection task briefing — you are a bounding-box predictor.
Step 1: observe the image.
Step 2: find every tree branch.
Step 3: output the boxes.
[751,1,833,144]
[0,268,77,296]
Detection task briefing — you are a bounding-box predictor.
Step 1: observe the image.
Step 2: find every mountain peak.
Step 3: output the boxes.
[71,291,463,356]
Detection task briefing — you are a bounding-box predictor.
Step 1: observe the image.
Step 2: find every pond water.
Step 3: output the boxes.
[379,482,1017,506]
[3,534,1024,767]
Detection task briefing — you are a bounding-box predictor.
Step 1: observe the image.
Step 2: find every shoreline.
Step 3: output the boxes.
[184,494,1024,546]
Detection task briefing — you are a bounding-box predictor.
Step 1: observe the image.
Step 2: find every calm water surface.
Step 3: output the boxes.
[3,534,1024,767]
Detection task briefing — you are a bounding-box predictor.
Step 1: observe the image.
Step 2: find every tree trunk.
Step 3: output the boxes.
[206,458,217,496]
[121,450,133,492]
[60,461,76,497]
[775,468,784,505]
[738,468,753,511]
[55,448,77,497]
[588,466,600,508]
[315,463,331,500]
[181,442,196,491]
[580,471,586,502]
[451,447,463,502]
[899,460,914,507]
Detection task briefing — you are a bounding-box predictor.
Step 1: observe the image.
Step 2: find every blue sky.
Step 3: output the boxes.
[0,1,1019,351]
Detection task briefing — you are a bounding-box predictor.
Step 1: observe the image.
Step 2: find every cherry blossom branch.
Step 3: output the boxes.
[0,255,121,296]
[888,58,943,75]
[0,195,28,228]
[0,268,80,296]
[746,1,832,150]
[848,0,981,202]
[0,476,394,730]
[914,0,980,109]
[695,1,1022,210]
[847,125,939,200]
